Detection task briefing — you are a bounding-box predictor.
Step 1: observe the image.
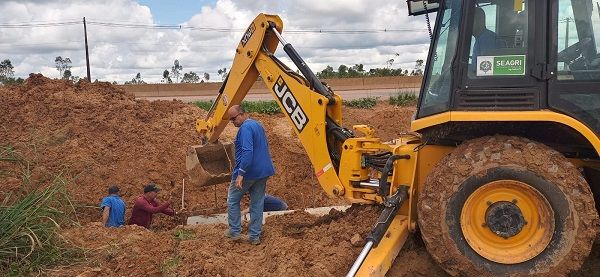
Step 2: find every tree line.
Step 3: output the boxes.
[0,56,81,85]
[0,57,424,86]
[316,59,424,79]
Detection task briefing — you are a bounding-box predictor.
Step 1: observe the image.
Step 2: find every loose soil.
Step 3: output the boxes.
[0,75,598,276]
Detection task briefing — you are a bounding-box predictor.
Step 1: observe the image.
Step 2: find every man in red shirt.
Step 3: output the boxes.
[128,183,174,228]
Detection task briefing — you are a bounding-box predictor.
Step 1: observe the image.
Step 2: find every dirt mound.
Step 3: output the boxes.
[342,103,416,142]
[2,75,417,226]
[47,205,448,277]
[1,74,206,225]
[51,223,175,276]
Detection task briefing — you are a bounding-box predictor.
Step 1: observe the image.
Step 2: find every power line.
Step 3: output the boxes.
[0,40,427,49]
[0,21,80,28]
[86,20,427,33]
[0,19,428,33]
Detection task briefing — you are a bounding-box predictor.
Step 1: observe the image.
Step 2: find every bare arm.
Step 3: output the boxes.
[102,207,110,226]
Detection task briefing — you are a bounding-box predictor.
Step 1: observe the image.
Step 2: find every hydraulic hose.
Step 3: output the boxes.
[378,155,410,196]
[346,186,410,277]
[268,22,336,104]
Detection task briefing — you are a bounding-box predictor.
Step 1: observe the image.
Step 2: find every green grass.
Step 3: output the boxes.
[0,146,82,276]
[241,100,281,114]
[343,97,379,108]
[173,229,195,242]
[161,255,181,276]
[194,100,281,114]
[194,100,214,111]
[389,93,417,107]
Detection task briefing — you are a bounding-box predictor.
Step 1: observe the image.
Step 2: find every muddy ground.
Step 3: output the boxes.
[1,75,598,276]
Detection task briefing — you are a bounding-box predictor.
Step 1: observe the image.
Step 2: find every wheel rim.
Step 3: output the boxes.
[460,180,555,264]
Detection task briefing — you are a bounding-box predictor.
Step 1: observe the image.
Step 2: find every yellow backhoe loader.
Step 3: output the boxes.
[187,0,600,276]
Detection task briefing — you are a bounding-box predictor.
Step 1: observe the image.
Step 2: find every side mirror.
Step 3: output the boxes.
[407,0,440,16]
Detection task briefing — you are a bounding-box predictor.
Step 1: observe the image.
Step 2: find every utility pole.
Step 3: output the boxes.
[83,17,91,82]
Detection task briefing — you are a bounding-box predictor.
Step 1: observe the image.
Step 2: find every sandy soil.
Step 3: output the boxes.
[1,75,598,276]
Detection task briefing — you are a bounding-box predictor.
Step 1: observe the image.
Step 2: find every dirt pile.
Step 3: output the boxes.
[48,205,448,277]
[1,74,207,225]
[0,74,416,226]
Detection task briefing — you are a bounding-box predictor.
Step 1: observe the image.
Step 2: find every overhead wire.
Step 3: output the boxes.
[0,21,81,28]
[0,19,428,33]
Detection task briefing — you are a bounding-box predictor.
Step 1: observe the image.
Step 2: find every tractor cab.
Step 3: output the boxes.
[410,0,600,157]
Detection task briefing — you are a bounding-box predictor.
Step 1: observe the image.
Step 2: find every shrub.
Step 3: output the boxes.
[389,93,417,107]
[241,100,281,114]
[343,97,378,108]
[194,100,281,114]
[193,100,214,111]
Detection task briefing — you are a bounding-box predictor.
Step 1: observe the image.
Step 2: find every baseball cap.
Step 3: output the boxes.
[144,183,161,193]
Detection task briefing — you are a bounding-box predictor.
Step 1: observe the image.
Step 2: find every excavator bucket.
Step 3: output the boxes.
[186,142,235,187]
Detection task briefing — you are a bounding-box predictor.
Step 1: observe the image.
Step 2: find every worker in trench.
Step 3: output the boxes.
[128,183,175,229]
[241,194,289,216]
[99,185,126,227]
[224,105,275,245]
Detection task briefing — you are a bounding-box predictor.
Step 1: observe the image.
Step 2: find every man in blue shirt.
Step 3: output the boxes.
[100,185,126,227]
[472,7,497,60]
[224,105,275,245]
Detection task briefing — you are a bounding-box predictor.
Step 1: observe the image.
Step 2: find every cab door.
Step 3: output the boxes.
[548,0,600,136]
[453,0,546,111]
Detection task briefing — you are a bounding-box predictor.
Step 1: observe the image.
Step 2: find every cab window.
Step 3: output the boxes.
[418,0,462,117]
[467,1,529,78]
[550,0,600,136]
[557,0,600,81]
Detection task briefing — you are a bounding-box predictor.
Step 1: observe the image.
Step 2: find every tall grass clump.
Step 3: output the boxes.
[343,97,378,108]
[389,92,417,107]
[193,100,214,111]
[194,100,281,114]
[0,146,81,276]
[241,100,281,114]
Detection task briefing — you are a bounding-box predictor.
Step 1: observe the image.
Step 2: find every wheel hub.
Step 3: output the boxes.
[485,201,525,238]
[460,180,555,264]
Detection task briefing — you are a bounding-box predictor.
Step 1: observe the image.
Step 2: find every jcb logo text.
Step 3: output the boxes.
[273,76,309,132]
[240,23,256,47]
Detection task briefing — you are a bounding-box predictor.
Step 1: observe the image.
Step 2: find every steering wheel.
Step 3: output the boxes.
[558,37,592,63]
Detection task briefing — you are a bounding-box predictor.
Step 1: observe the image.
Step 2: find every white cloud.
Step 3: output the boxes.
[0,0,433,83]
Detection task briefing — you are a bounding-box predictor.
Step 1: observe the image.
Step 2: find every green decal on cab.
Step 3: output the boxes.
[477,55,526,76]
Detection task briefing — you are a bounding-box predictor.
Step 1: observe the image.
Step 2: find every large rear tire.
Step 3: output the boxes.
[418,136,598,276]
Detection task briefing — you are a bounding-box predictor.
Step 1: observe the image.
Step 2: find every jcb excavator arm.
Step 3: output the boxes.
[191,13,425,276]
[194,13,374,202]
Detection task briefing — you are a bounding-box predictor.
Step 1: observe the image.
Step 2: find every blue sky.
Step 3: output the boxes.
[137,0,216,24]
